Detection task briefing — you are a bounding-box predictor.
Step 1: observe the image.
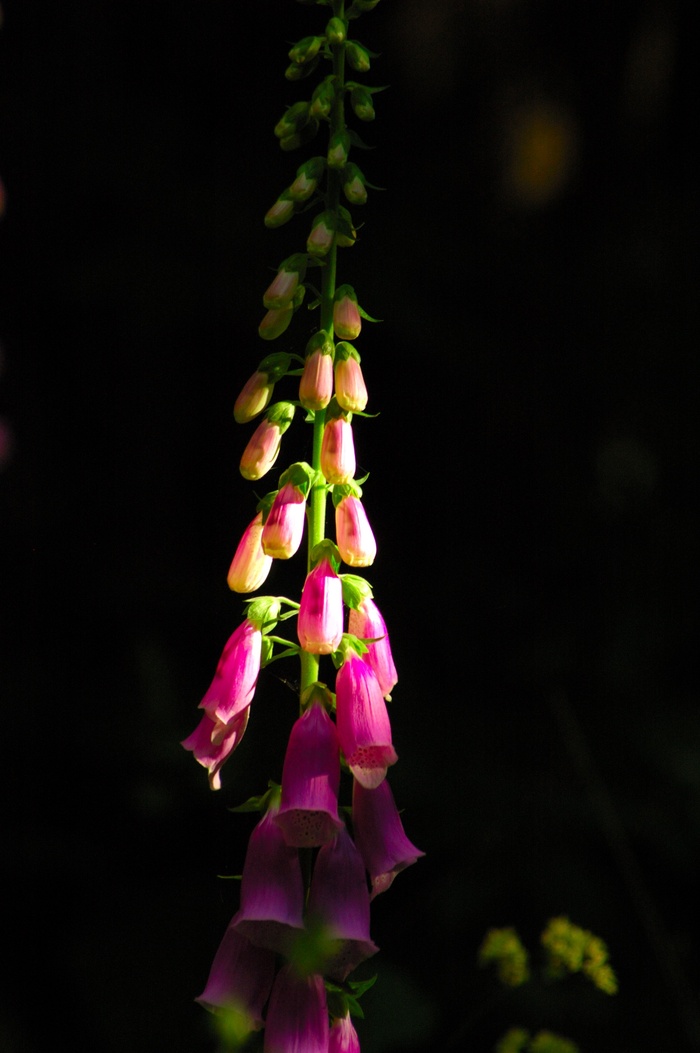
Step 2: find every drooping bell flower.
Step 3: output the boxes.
[335,643,398,789]
[258,303,294,341]
[233,802,305,956]
[329,1013,362,1053]
[310,76,336,119]
[181,706,249,791]
[199,600,278,725]
[334,343,368,413]
[262,461,314,559]
[297,542,344,655]
[275,689,343,847]
[334,486,376,568]
[234,353,291,424]
[263,253,308,309]
[263,966,329,1053]
[307,825,379,981]
[342,162,368,205]
[350,84,375,122]
[264,193,295,229]
[195,915,276,1028]
[227,511,273,594]
[333,285,362,341]
[352,777,425,899]
[321,400,356,485]
[240,402,295,482]
[299,331,334,412]
[327,129,351,169]
[348,596,398,699]
[273,100,311,141]
[289,156,326,201]
[307,211,335,257]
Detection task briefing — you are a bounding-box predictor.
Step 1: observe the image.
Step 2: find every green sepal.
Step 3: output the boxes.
[357,303,381,323]
[345,81,389,96]
[299,681,334,714]
[228,782,281,814]
[310,76,337,119]
[274,100,311,139]
[347,0,382,16]
[264,401,296,432]
[276,460,320,498]
[309,538,341,572]
[244,595,282,631]
[324,395,351,423]
[339,574,373,609]
[347,127,375,151]
[333,632,370,669]
[349,85,376,121]
[285,59,320,82]
[334,340,361,364]
[280,118,320,152]
[331,480,363,506]
[325,974,378,1020]
[345,40,377,73]
[288,35,324,66]
[255,490,278,522]
[305,330,334,358]
[258,352,292,382]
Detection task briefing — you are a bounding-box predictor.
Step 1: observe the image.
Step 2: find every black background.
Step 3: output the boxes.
[1,1,698,1051]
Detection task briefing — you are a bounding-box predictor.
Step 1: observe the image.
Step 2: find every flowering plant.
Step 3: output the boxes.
[182,0,423,1047]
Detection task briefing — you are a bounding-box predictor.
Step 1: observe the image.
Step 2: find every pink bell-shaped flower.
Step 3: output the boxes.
[234,353,291,424]
[262,481,307,559]
[227,511,273,594]
[335,648,398,789]
[240,421,280,481]
[181,707,250,791]
[299,335,334,412]
[329,1012,362,1053]
[334,346,368,414]
[335,493,376,567]
[348,596,398,699]
[275,693,344,847]
[333,285,362,341]
[263,966,329,1053]
[198,619,262,726]
[321,411,356,485]
[352,777,425,899]
[233,804,306,956]
[195,916,276,1027]
[307,825,379,981]
[297,547,344,655]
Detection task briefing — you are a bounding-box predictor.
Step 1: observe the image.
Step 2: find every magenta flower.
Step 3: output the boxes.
[329,1013,362,1053]
[335,494,377,568]
[181,707,249,791]
[227,511,273,594]
[275,697,343,847]
[233,805,305,956]
[263,966,329,1053]
[195,916,276,1027]
[297,551,344,655]
[308,825,379,981]
[321,415,356,485]
[348,596,398,699]
[335,650,398,789]
[352,777,425,899]
[199,619,262,726]
[262,481,307,559]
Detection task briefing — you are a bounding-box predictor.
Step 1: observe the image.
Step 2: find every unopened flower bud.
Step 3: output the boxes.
[327,129,350,169]
[299,332,334,411]
[233,354,291,424]
[288,35,323,66]
[227,511,273,594]
[239,402,295,481]
[333,284,362,341]
[321,402,356,484]
[279,117,319,152]
[297,543,344,655]
[326,17,346,46]
[264,193,295,229]
[274,100,311,140]
[263,254,308,309]
[310,76,336,120]
[334,343,368,412]
[346,40,371,73]
[262,481,306,559]
[258,303,294,341]
[342,163,368,205]
[350,85,375,122]
[289,157,326,202]
[335,492,376,567]
[307,212,335,257]
[335,206,357,248]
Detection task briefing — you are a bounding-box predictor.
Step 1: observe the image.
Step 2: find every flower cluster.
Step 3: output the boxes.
[182,0,422,1048]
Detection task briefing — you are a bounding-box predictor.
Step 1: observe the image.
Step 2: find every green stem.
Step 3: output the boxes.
[299,13,347,702]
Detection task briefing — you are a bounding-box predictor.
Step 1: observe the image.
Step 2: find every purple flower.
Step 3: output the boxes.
[348,597,398,699]
[233,806,305,956]
[181,708,249,791]
[329,1013,361,1053]
[275,698,343,847]
[308,825,378,981]
[297,554,344,655]
[263,965,329,1053]
[352,777,425,899]
[199,619,262,726]
[335,651,398,789]
[195,916,275,1028]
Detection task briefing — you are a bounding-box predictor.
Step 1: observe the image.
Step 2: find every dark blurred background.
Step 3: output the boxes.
[1,1,697,1051]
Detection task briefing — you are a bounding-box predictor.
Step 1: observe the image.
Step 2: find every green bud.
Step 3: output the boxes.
[342,163,367,205]
[350,85,375,121]
[274,101,310,139]
[345,40,371,73]
[310,76,336,119]
[325,16,346,46]
[289,156,326,201]
[349,0,381,12]
[285,58,320,82]
[264,192,295,229]
[327,129,350,169]
[280,117,319,152]
[288,35,324,65]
